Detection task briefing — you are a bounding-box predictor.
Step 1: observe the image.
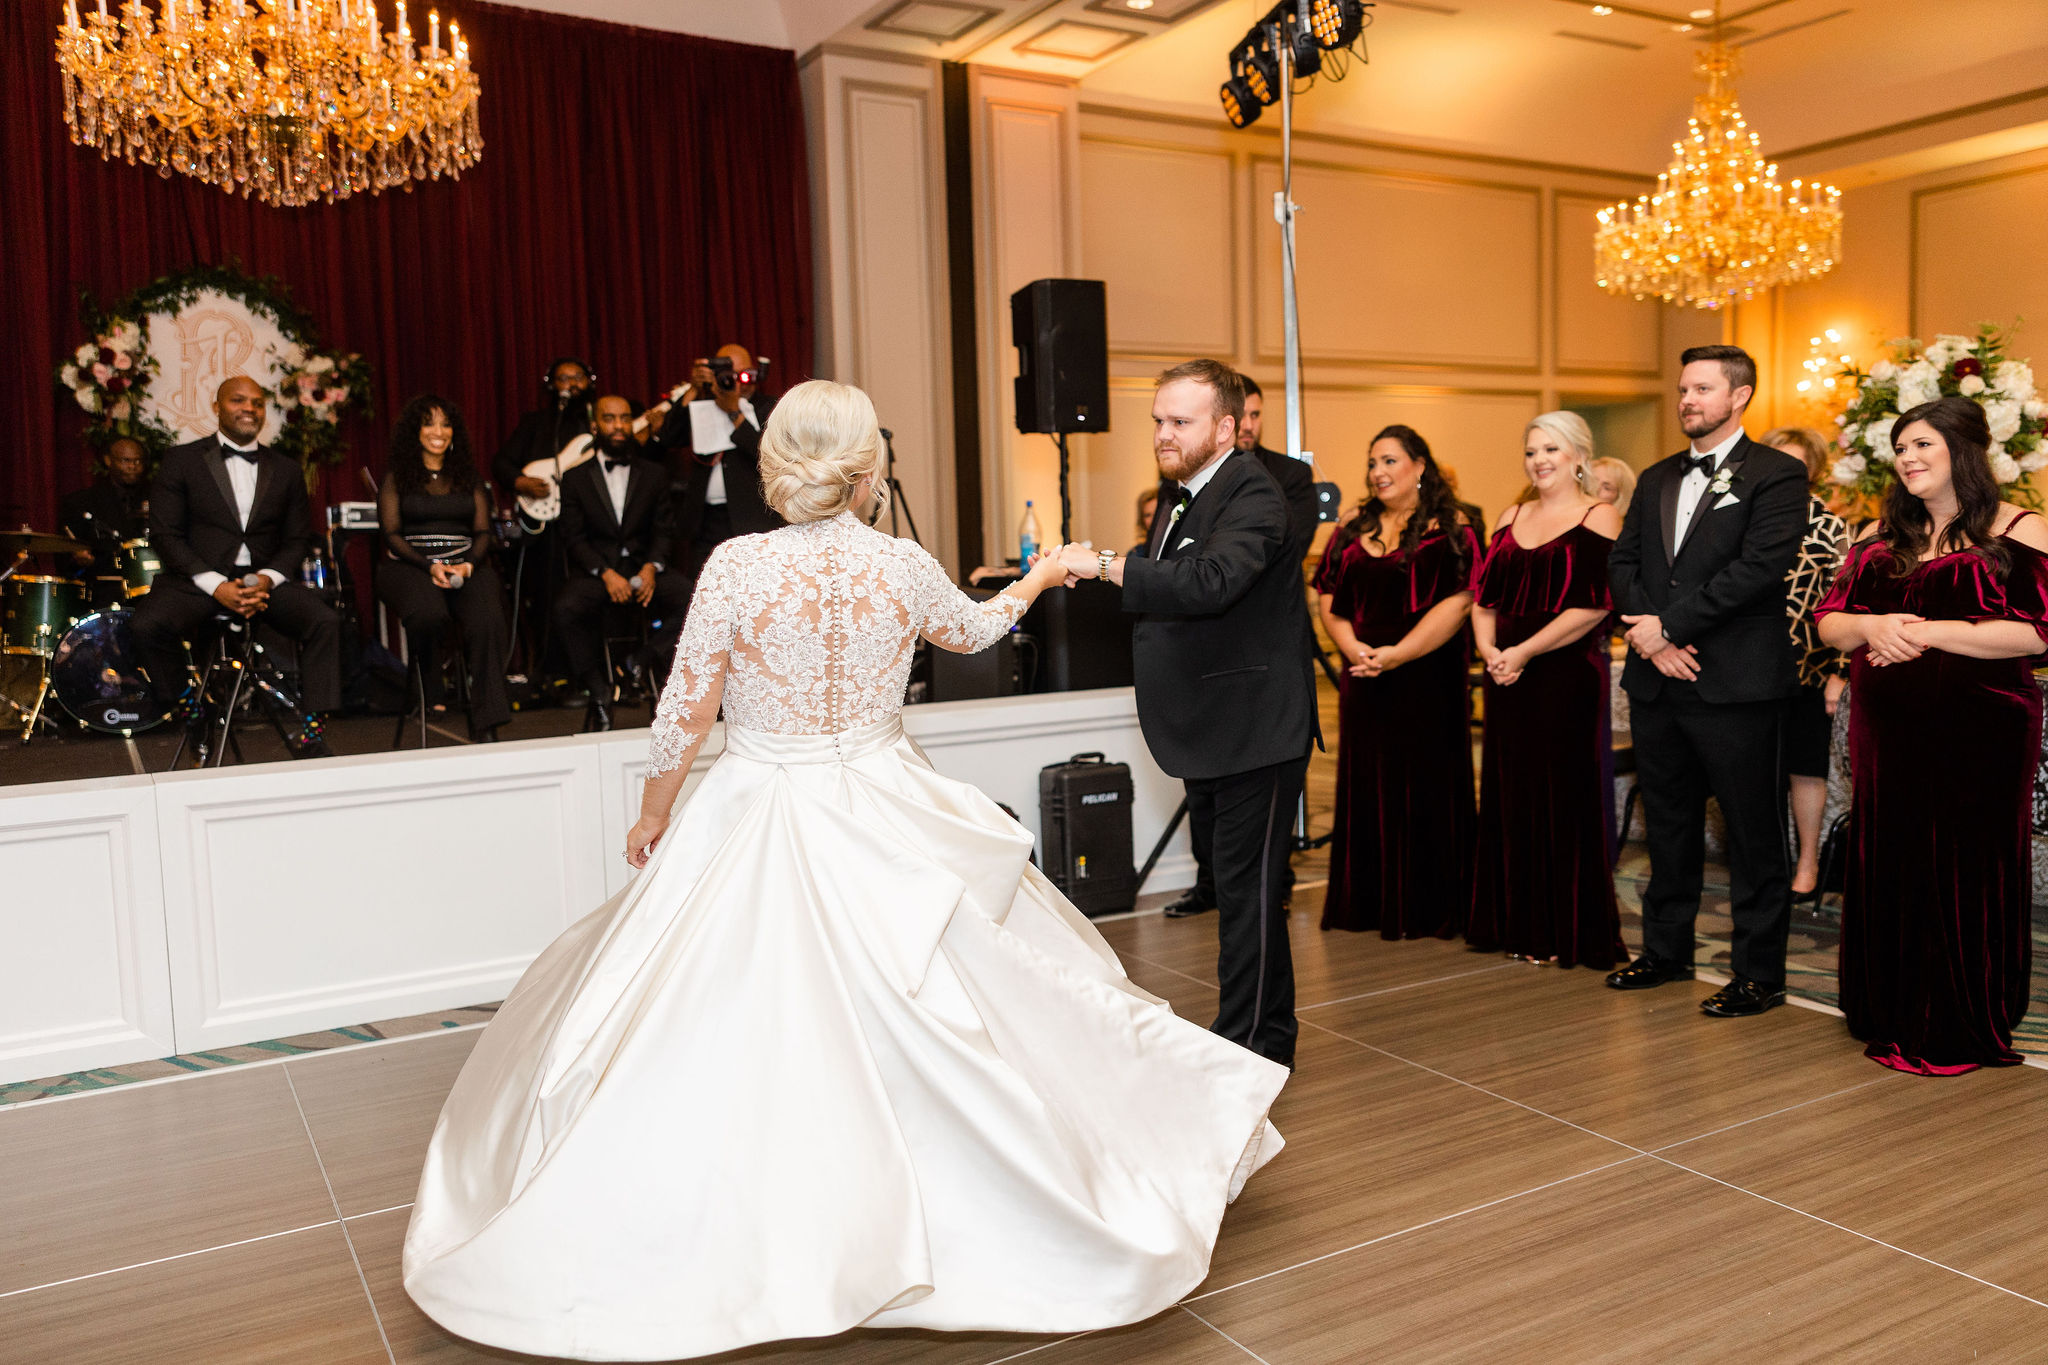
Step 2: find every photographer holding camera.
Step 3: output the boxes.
[654,342,784,575]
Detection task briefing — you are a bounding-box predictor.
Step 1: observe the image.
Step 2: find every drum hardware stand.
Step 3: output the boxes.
[169,616,317,769]
[876,428,923,547]
[1136,798,1190,893]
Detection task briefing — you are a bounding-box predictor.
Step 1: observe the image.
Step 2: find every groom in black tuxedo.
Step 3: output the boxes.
[1607,344,1808,1016]
[1059,360,1314,1067]
[132,376,342,724]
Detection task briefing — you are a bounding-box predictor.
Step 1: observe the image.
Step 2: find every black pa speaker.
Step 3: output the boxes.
[1011,279,1109,435]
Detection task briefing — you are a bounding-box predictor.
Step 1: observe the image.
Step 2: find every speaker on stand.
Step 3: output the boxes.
[1010,278,1109,544]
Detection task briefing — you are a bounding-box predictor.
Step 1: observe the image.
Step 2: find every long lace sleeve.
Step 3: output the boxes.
[914,548,1030,653]
[647,545,736,777]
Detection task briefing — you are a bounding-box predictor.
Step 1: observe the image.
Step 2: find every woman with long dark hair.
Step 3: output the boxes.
[1466,412,1626,968]
[378,394,512,741]
[1816,395,2048,1073]
[1314,424,1481,938]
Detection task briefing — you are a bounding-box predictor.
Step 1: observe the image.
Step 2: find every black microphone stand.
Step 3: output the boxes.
[877,427,922,547]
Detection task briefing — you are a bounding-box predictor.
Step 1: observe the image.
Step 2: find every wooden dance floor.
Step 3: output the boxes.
[5,900,2048,1362]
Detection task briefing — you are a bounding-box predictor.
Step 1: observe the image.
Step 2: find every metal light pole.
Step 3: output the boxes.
[1274,24,1307,467]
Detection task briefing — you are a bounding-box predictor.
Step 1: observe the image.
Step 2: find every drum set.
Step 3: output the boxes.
[1,527,170,743]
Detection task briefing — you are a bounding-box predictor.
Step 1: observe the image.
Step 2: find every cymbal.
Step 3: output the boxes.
[1,529,90,557]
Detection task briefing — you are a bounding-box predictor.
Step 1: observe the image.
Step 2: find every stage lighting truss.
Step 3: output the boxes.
[1220,74,1264,128]
[1215,0,1372,128]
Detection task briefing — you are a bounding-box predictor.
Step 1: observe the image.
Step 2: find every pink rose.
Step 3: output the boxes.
[91,361,111,383]
[113,352,133,371]
[328,386,349,406]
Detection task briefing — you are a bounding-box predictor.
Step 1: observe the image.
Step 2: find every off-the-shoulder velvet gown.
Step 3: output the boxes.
[1814,524,2048,1074]
[1466,510,1626,968]
[1314,522,1481,939]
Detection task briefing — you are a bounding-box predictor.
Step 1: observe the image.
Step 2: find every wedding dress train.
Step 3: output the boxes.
[402,511,1288,1361]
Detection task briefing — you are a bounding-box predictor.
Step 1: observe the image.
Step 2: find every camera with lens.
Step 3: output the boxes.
[704,355,769,393]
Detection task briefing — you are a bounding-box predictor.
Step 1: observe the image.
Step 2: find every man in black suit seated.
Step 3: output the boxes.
[58,435,151,578]
[131,377,342,750]
[653,344,783,576]
[552,395,692,732]
[1159,372,1320,921]
[1058,359,1314,1068]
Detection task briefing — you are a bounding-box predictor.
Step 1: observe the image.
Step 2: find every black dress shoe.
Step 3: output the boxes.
[1162,889,1215,919]
[584,700,614,734]
[470,724,500,743]
[1604,954,1696,990]
[1699,978,1786,1017]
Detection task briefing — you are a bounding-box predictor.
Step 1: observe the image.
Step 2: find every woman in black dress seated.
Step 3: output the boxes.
[1314,425,1481,939]
[378,395,512,741]
[1816,396,2048,1074]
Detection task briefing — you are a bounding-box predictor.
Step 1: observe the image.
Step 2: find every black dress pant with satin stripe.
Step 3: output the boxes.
[132,576,342,713]
[1187,756,1305,1068]
[1630,689,1791,985]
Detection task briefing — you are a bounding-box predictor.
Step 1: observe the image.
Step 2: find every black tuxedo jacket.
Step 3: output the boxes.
[658,392,784,540]
[1123,451,1315,780]
[1608,434,1808,704]
[557,453,677,578]
[1249,444,1318,565]
[148,436,312,587]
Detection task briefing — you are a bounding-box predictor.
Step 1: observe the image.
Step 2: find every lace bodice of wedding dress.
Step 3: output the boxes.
[647,510,1029,775]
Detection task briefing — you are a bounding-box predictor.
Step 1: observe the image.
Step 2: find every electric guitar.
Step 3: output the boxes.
[516,382,690,531]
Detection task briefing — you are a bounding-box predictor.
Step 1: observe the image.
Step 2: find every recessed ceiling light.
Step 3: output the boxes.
[1689,7,1713,16]
[1673,22,1694,31]
[1590,4,1612,13]
[1126,0,1153,8]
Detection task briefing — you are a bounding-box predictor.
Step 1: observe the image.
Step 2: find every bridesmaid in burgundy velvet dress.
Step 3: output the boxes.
[1315,425,1482,939]
[1816,396,2048,1075]
[1467,413,1627,968]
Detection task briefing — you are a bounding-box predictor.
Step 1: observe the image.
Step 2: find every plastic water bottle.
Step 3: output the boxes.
[1018,500,1041,564]
[299,547,329,590]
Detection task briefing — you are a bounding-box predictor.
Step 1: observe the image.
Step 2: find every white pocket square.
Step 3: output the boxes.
[1177,536,1195,549]
[1713,492,1740,509]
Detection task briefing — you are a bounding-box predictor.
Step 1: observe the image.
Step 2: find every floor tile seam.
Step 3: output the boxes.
[343,1201,416,1223]
[1647,1078,1891,1155]
[1183,1153,1649,1305]
[1115,949,1222,992]
[0,1217,343,1301]
[0,1022,493,1115]
[285,1065,398,1365]
[1646,1152,2048,1311]
[1296,1018,1649,1154]
[1295,961,1520,1011]
[981,1333,1087,1363]
[1180,1304,1274,1362]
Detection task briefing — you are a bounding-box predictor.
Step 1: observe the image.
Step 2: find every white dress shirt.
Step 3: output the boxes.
[1672,427,1746,549]
[192,436,287,597]
[600,453,633,524]
[1152,447,1229,557]
[687,399,760,507]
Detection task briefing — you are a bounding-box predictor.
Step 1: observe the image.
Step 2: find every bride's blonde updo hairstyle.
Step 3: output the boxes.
[757,379,888,524]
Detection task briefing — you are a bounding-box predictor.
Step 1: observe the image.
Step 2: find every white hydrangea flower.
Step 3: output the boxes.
[1985,398,2024,443]
[1869,359,1899,384]
[1897,364,1941,410]
[1995,360,2035,400]
[1830,454,1866,484]
[1959,373,1987,396]
[1865,414,1898,456]
[307,355,336,375]
[1839,422,1861,449]
[2021,452,2048,474]
[74,343,95,366]
[1992,452,2022,484]
[59,363,78,387]
[74,384,100,413]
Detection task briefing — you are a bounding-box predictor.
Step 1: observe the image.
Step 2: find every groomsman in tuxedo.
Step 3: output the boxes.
[132,377,343,746]
[1607,344,1808,1015]
[1059,360,1314,1068]
[1161,372,1319,920]
[552,395,692,732]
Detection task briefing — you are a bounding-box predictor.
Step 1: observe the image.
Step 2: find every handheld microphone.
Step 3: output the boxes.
[629,574,645,592]
[879,428,893,441]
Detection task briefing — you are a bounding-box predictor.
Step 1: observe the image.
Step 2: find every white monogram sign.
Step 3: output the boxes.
[140,289,299,445]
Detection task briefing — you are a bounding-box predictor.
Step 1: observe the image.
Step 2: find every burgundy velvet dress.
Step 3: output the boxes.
[1466,512,1626,968]
[1316,522,1481,939]
[1814,528,2048,1075]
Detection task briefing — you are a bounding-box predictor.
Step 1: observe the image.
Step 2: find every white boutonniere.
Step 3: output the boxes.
[1709,469,1735,498]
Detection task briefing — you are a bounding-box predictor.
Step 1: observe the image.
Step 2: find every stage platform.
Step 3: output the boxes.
[0,688,1193,1088]
[4,906,2046,1362]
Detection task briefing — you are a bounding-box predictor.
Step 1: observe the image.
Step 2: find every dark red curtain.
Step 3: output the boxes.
[1,0,811,528]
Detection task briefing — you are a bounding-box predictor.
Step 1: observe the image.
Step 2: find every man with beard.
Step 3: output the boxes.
[495,358,597,693]
[59,435,152,578]
[1057,360,1313,1068]
[1607,344,1807,1016]
[551,395,691,731]
[653,343,783,575]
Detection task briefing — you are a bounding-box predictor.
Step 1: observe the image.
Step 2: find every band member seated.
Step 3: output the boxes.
[493,358,597,691]
[653,343,783,574]
[131,376,342,748]
[552,395,692,731]
[59,435,151,577]
[377,395,514,742]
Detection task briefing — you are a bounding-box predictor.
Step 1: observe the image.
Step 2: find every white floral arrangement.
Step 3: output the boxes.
[272,349,371,465]
[56,319,154,422]
[1829,324,2046,510]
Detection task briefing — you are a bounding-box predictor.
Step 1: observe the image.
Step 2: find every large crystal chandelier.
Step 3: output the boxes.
[1593,14,1841,311]
[54,0,483,209]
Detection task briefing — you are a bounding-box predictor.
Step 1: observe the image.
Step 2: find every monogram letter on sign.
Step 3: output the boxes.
[143,289,298,446]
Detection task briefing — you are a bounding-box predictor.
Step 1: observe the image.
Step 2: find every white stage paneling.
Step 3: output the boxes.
[0,688,1190,1085]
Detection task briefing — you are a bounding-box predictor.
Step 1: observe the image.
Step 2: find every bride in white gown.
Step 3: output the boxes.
[402,380,1289,1362]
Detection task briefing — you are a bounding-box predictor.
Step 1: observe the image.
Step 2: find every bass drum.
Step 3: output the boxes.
[50,610,172,735]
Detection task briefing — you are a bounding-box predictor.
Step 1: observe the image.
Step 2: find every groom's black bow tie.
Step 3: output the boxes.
[601,456,632,475]
[1682,451,1717,478]
[219,442,259,463]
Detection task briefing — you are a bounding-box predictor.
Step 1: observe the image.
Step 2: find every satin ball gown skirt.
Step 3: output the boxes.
[402,714,1288,1362]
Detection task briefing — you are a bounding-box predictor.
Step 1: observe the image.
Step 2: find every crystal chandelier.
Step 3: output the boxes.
[54,0,483,210]
[1593,16,1841,311]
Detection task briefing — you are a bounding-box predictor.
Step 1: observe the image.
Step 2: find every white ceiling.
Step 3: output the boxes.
[1081,0,2048,174]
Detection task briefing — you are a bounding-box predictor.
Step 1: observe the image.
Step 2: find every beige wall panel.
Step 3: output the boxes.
[1306,389,1544,534]
[1554,192,1661,374]
[1080,141,1235,355]
[1914,166,2048,338]
[1252,162,1542,370]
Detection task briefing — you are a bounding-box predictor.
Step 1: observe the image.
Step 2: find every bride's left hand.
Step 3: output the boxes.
[626,814,670,869]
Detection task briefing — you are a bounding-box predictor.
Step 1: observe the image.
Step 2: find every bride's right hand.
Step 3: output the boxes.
[626,813,670,869]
